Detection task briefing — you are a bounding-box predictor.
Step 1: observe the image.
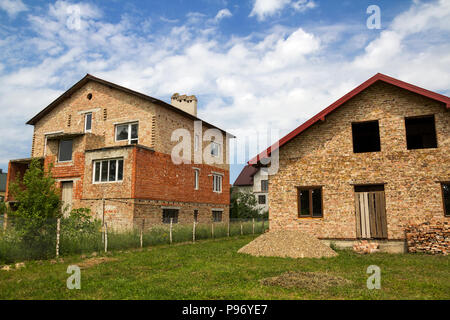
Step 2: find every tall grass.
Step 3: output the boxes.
[0,219,268,264]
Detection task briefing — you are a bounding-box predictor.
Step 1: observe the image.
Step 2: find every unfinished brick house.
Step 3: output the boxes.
[250,73,450,249]
[5,74,233,229]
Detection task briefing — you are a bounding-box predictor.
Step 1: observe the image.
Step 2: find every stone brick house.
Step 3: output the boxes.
[233,165,269,213]
[5,74,233,229]
[250,73,450,244]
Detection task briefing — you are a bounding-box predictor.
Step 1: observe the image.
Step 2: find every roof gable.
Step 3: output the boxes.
[26,74,234,137]
[250,73,450,164]
[233,165,258,186]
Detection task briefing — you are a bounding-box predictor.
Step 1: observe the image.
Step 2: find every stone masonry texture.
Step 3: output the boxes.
[269,82,449,240]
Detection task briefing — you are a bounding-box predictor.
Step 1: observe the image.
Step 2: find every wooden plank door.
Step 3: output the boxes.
[355,190,387,239]
[61,181,73,216]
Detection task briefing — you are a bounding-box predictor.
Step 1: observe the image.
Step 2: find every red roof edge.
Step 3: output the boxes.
[249,73,450,165]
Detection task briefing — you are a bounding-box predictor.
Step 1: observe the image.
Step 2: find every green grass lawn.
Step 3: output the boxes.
[0,235,449,300]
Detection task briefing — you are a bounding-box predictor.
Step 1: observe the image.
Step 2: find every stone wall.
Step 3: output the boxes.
[269,82,450,240]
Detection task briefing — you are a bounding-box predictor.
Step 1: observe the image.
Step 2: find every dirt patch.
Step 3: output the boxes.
[260,271,352,291]
[78,257,118,269]
[238,230,337,258]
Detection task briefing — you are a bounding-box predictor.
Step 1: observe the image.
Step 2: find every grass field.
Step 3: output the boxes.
[0,235,449,300]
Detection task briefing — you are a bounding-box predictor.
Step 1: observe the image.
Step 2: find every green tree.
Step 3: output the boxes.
[230,190,260,219]
[9,159,61,243]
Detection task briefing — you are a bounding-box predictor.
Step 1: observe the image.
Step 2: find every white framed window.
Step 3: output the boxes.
[213,174,222,193]
[194,134,200,152]
[58,140,73,162]
[211,141,220,157]
[93,158,124,183]
[84,113,92,132]
[115,122,138,144]
[194,169,200,190]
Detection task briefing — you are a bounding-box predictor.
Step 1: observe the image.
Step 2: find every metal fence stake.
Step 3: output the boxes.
[56,218,61,258]
[170,218,173,244]
[104,222,108,253]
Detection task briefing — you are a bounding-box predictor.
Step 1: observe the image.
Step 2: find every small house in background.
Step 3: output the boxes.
[233,165,269,213]
[250,73,450,252]
[0,169,7,201]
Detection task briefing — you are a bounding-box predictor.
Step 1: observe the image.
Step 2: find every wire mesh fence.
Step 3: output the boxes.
[0,215,268,264]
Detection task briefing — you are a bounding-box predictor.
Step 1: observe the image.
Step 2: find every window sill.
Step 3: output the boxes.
[93,181,124,185]
[298,216,324,219]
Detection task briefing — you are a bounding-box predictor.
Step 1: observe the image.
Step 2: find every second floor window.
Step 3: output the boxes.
[352,120,381,153]
[93,158,124,183]
[213,174,222,193]
[116,122,138,144]
[58,139,73,162]
[405,115,437,150]
[261,180,268,192]
[85,113,92,132]
[211,141,220,157]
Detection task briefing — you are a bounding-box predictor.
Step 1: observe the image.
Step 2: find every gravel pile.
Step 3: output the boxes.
[238,230,337,258]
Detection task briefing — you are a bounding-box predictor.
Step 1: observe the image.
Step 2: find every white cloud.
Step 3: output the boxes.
[249,0,316,21]
[215,8,232,22]
[0,0,27,17]
[0,0,448,177]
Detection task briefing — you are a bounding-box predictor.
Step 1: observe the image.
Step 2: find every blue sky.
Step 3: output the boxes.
[0,0,449,183]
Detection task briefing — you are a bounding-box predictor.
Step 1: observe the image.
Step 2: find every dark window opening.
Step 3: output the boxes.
[442,183,450,217]
[85,113,92,132]
[212,210,222,222]
[354,184,385,192]
[297,187,323,218]
[405,115,437,150]
[258,195,266,204]
[194,210,198,223]
[298,187,323,218]
[87,93,93,100]
[352,121,381,153]
[58,140,73,162]
[163,209,179,224]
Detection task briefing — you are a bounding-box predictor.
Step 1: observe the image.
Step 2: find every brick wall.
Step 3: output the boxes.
[269,82,450,240]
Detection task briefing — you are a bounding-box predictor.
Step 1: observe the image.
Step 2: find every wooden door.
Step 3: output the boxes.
[61,181,73,216]
[355,191,387,239]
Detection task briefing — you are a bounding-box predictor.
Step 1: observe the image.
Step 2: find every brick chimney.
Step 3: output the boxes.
[171,93,198,117]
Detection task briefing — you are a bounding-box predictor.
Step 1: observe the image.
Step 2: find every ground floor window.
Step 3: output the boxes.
[162,209,179,224]
[442,183,450,217]
[212,210,222,222]
[297,187,323,218]
[258,195,266,204]
[93,158,123,183]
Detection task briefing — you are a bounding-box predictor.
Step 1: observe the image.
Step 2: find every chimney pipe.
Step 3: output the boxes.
[171,93,198,117]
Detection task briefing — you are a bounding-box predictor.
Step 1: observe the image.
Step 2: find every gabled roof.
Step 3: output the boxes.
[233,165,258,186]
[26,74,235,138]
[249,73,450,164]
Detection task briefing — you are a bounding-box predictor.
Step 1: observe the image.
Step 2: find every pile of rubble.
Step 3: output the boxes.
[353,240,379,254]
[405,221,449,255]
[238,230,337,259]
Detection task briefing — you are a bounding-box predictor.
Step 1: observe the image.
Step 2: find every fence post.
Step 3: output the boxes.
[102,198,105,244]
[140,219,144,248]
[169,218,173,244]
[227,220,230,237]
[56,218,61,258]
[104,222,108,253]
[262,219,264,233]
[211,222,214,239]
[252,218,255,234]
[193,221,196,243]
[240,221,243,236]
